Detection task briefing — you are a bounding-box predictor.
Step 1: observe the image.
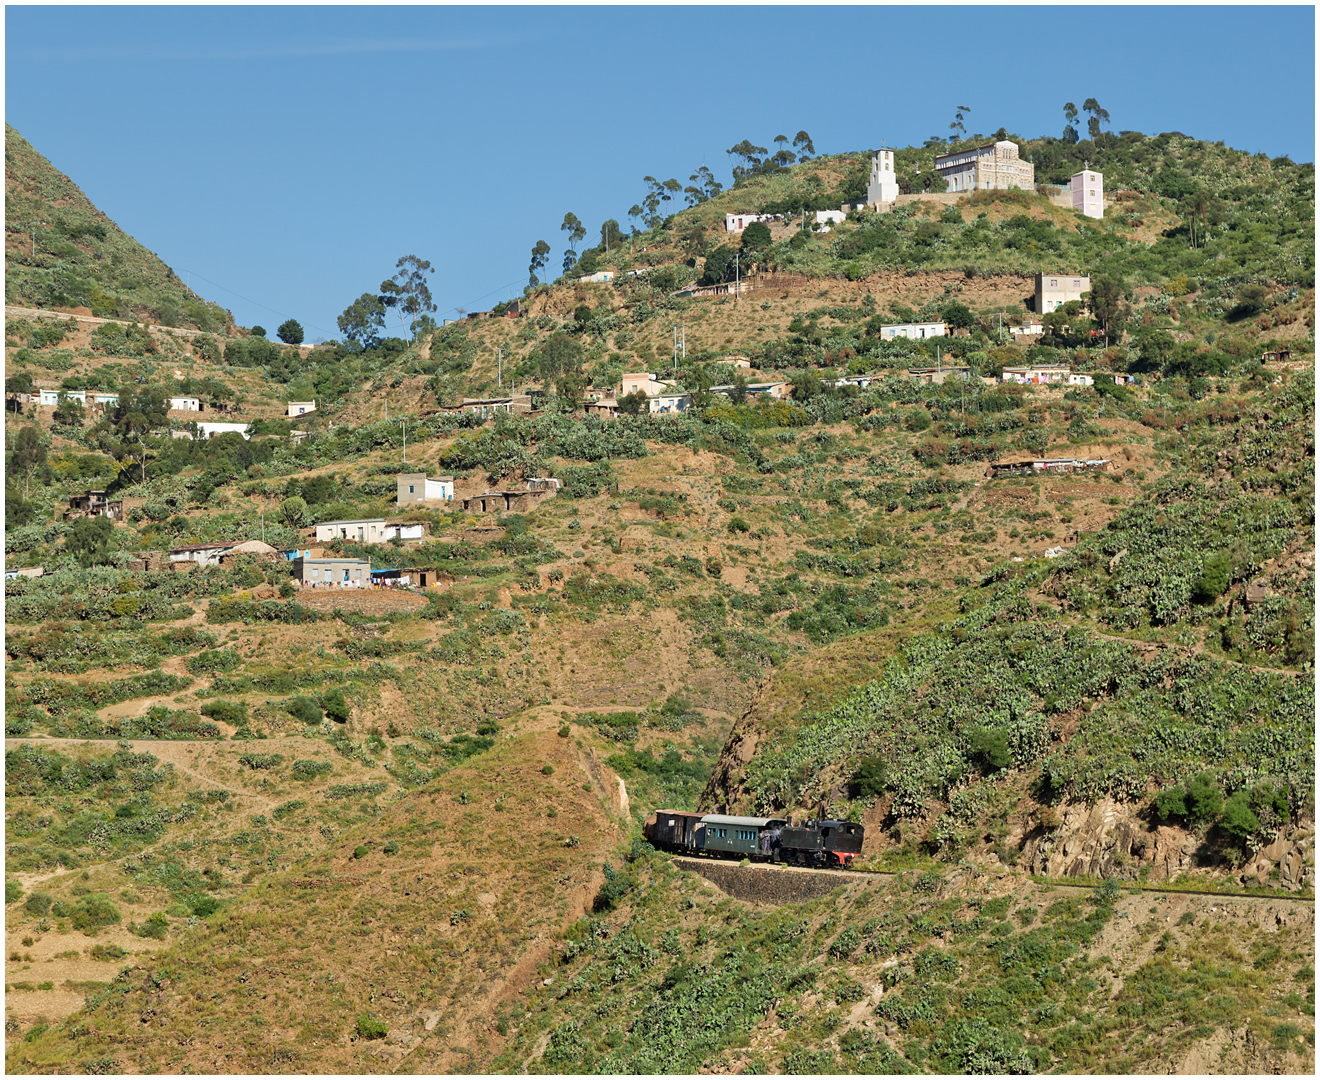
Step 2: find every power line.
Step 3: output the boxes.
[444,280,522,318]
[177,268,334,339]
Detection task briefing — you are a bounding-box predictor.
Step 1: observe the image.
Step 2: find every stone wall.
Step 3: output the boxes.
[672,856,859,905]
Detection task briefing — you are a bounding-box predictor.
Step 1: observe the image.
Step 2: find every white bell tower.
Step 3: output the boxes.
[867,146,898,205]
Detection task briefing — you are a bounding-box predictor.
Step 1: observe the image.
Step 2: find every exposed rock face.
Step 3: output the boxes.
[1020,799,1315,889]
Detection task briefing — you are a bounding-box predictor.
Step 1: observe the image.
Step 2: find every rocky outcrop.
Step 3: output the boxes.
[1020,798,1315,890]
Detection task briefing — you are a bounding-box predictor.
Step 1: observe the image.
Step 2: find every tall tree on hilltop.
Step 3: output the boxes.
[641,176,681,228]
[338,292,387,351]
[379,255,436,342]
[792,130,815,159]
[726,140,768,182]
[1062,101,1080,144]
[684,165,723,207]
[528,240,551,287]
[772,134,796,170]
[560,212,586,272]
[950,104,971,140]
[1082,98,1110,140]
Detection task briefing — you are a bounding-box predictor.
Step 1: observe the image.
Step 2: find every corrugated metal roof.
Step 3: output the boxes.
[700,814,788,828]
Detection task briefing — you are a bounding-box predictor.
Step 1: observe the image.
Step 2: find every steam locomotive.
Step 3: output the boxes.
[643,810,864,869]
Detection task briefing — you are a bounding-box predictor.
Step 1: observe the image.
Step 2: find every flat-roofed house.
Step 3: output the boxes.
[314,518,388,544]
[396,474,455,505]
[293,557,371,588]
[1035,273,1091,314]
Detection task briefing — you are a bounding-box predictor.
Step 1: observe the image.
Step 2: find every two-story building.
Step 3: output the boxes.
[1070,169,1103,219]
[1035,273,1091,314]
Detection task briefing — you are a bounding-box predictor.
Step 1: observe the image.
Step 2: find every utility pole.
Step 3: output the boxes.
[400,419,406,463]
[498,347,502,390]
[734,252,740,303]
[27,221,45,260]
[261,509,265,543]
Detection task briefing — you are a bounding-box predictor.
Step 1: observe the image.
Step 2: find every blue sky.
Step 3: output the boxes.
[6,5,1315,340]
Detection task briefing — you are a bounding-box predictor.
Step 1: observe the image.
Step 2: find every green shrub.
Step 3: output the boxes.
[321,688,350,724]
[185,649,242,676]
[24,892,52,916]
[131,912,169,939]
[290,759,333,782]
[356,1014,387,1040]
[352,845,369,860]
[968,726,1012,770]
[272,799,307,821]
[191,896,220,918]
[88,943,128,961]
[852,756,888,797]
[6,881,22,905]
[542,764,555,776]
[68,895,120,935]
[288,695,323,724]
[200,700,248,726]
[727,516,750,534]
[1220,791,1260,840]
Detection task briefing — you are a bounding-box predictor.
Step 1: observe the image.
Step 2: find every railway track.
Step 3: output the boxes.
[670,856,1314,905]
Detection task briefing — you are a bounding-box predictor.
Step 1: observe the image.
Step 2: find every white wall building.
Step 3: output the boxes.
[814,210,847,232]
[577,270,614,284]
[934,140,1034,193]
[287,400,316,417]
[1070,169,1103,219]
[876,321,947,340]
[315,518,388,544]
[397,473,455,504]
[724,212,780,233]
[170,396,200,411]
[197,422,250,440]
[40,389,83,406]
[649,392,691,415]
[867,148,899,204]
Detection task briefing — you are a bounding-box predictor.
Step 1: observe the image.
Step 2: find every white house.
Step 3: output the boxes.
[92,391,119,406]
[314,518,388,544]
[287,400,316,417]
[1002,366,1071,385]
[170,396,201,411]
[876,321,946,340]
[725,212,780,233]
[649,392,691,415]
[39,389,84,406]
[384,521,428,542]
[1070,169,1104,219]
[1068,372,1095,387]
[197,422,250,440]
[620,372,679,398]
[396,473,455,505]
[577,270,615,284]
[814,210,848,232]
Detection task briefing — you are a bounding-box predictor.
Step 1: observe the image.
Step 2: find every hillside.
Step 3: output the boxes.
[4,125,230,332]
[5,123,1316,1073]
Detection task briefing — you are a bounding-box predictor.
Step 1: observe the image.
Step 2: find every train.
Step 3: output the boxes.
[643,810,864,869]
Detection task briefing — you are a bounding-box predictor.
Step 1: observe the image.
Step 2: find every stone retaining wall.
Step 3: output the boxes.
[672,856,862,905]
